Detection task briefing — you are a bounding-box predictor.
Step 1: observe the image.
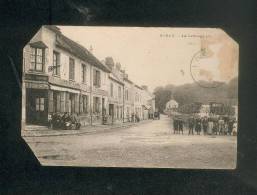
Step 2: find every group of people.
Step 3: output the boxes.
[48,112,81,130]
[173,115,237,136]
[173,119,184,134]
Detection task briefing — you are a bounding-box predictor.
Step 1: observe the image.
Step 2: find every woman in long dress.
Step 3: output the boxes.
[207,118,214,135]
[232,122,237,136]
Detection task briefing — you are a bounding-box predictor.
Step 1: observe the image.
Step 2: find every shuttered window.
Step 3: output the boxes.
[93,97,100,113]
[118,86,122,99]
[53,91,61,112]
[60,92,65,112]
[81,95,88,114]
[53,51,60,75]
[110,83,114,97]
[69,58,75,80]
[82,64,86,83]
[93,69,101,87]
[125,89,129,100]
[48,91,54,113]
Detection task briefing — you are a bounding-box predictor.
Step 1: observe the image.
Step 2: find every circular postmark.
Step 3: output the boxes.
[190,49,224,88]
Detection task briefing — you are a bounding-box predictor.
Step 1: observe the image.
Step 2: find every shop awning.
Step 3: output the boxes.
[50,85,80,94]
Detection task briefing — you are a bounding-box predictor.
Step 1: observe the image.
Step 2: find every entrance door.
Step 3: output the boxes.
[26,89,48,125]
[109,104,114,118]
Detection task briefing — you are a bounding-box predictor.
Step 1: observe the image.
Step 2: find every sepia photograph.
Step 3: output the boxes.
[21,26,238,169]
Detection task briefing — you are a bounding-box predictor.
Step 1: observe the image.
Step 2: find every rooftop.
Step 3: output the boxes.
[45,25,111,73]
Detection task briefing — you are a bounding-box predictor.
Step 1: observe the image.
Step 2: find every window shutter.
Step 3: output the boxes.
[48,90,54,113]
[81,65,84,83]
[60,92,65,112]
[79,95,83,113]
[57,93,61,112]
[98,71,101,87]
[23,46,31,72]
[45,48,48,72]
[65,92,70,112]
[75,94,79,113]
[93,69,96,85]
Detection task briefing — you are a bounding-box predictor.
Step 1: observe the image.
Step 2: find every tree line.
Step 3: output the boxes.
[153,77,238,113]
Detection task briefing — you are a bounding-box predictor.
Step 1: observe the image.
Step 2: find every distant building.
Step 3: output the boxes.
[106,61,124,123]
[124,75,134,122]
[165,99,178,110]
[141,85,155,120]
[198,104,210,117]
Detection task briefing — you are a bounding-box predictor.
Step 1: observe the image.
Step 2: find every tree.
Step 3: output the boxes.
[153,87,171,113]
[153,77,238,112]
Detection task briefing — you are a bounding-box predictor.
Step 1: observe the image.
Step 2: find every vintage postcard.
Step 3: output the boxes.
[21,26,238,169]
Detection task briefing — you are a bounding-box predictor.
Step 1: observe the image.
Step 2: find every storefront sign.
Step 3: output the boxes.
[25,73,48,82]
[92,87,108,96]
[25,82,49,89]
[49,76,81,90]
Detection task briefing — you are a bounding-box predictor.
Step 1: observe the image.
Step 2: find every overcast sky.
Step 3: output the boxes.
[58,26,238,92]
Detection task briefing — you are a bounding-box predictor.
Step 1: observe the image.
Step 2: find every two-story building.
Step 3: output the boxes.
[123,75,134,122]
[141,85,155,120]
[105,59,124,123]
[134,85,143,120]
[22,25,110,126]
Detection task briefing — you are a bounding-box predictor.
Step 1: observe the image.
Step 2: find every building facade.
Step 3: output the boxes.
[22,25,155,127]
[22,25,110,127]
[123,76,134,122]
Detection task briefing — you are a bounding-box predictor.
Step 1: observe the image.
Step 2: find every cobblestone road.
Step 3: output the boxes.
[24,115,237,169]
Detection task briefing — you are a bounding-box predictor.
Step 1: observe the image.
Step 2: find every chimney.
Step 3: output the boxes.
[141,85,148,91]
[89,45,93,53]
[116,62,121,71]
[105,57,115,70]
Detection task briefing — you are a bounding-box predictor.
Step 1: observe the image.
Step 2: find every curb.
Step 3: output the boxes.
[22,120,153,137]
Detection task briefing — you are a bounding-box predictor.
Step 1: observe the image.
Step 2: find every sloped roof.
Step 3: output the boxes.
[45,25,111,73]
[109,73,124,85]
[135,85,143,90]
[124,77,133,84]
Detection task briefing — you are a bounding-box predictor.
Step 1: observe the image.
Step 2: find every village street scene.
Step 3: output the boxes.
[22,26,238,169]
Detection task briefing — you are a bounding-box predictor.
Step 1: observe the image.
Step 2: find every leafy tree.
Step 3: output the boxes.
[153,77,238,112]
[153,87,171,113]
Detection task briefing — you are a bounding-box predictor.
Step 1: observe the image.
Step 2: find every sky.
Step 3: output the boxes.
[58,26,238,92]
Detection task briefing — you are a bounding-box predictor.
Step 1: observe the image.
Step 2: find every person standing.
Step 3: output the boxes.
[232,121,237,136]
[195,118,202,135]
[173,118,178,134]
[224,122,229,135]
[207,118,214,135]
[202,117,208,135]
[212,119,218,135]
[188,116,194,135]
[228,119,234,135]
[218,117,225,135]
[179,119,184,134]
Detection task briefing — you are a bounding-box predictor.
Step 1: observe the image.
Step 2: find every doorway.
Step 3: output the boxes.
[26,88,48,125]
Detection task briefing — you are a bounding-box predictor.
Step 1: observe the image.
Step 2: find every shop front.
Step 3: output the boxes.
[48,85,80,115]
[26,88,49,125]
[24,74,49,125]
